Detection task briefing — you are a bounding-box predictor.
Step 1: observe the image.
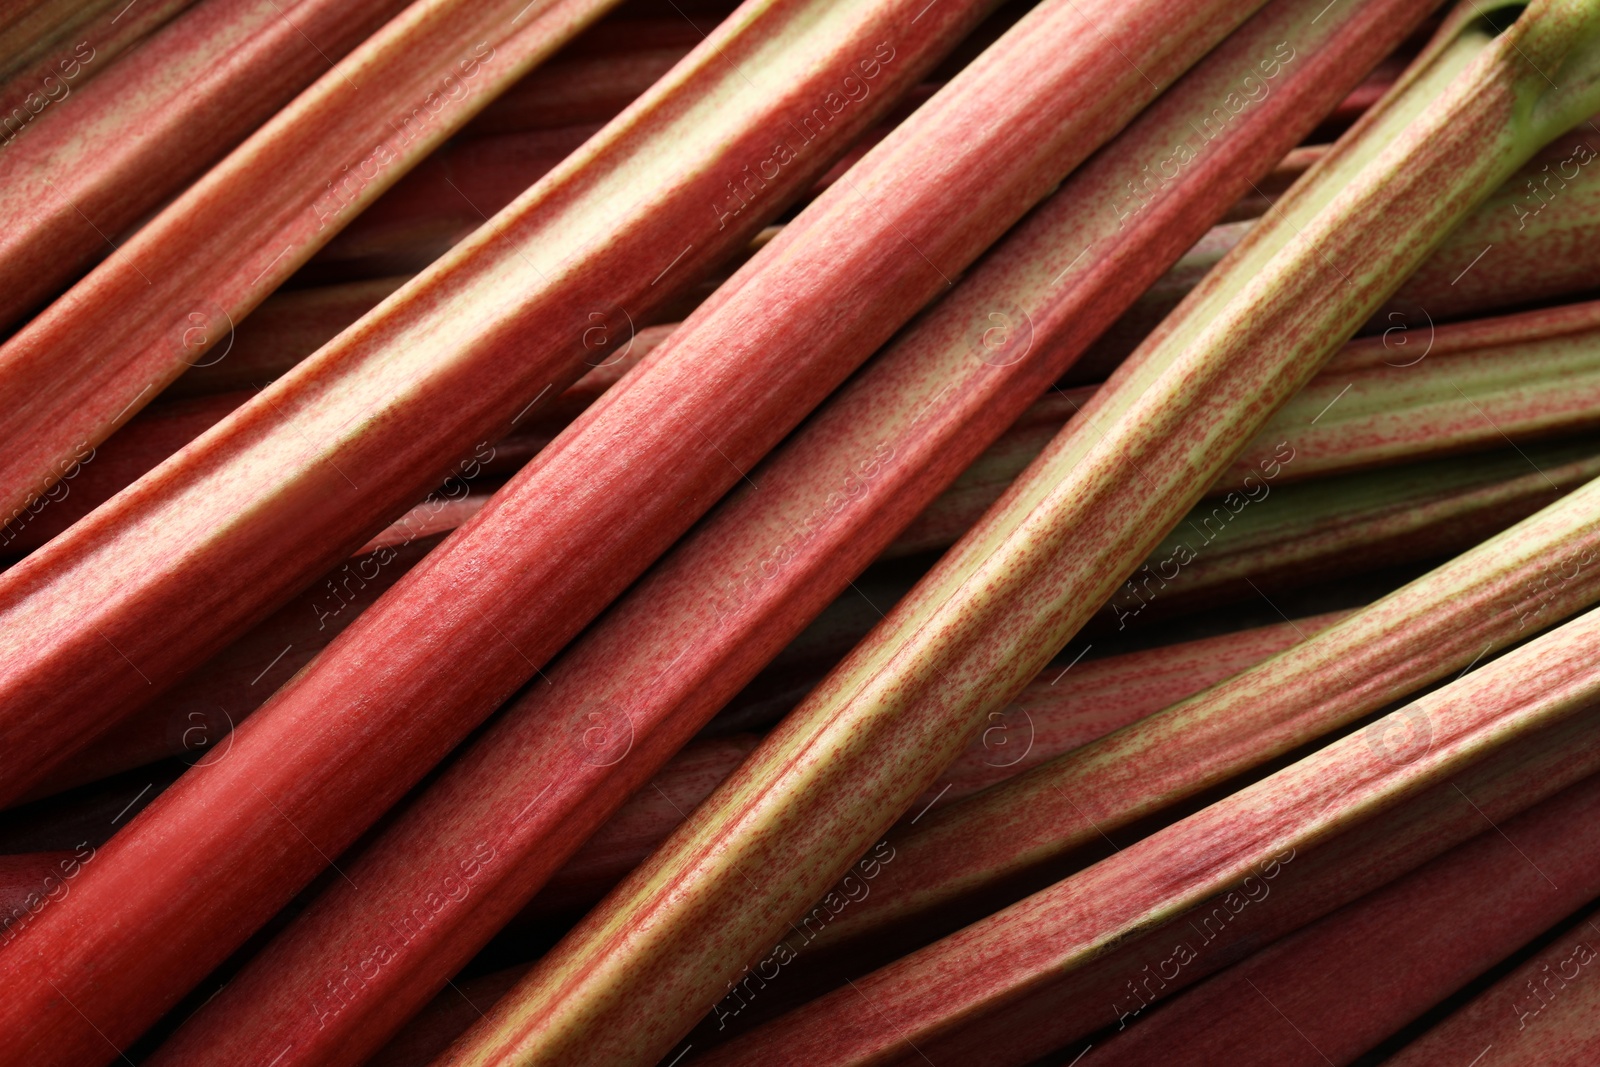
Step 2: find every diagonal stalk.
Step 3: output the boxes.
[706,601,1600,1065]
[0,0,977,803]
[439,4,1600,1064]
[1088,764,1600,1066]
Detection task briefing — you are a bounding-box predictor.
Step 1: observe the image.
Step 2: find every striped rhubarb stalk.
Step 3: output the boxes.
[796,449,1600,956]
[0,0,642,526]
[1087,764,1600,1066]
[0,0,411,332]
[0,0,976,803]
[0,0,1047,1060]
[703,602,1600,1065]
[0,0,194,124]
[128,1,1433,1063]
[438,4,1600,1064]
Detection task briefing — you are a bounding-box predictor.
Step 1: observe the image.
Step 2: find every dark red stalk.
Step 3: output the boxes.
[1088,764,1600,1066]
[1384,909,1600,1063]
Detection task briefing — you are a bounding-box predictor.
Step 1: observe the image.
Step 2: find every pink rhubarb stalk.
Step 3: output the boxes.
[1088,764,1600,1066]
[0,0,411,331]
[437,4,1600,1064]
[0,0,1024,1060]
[704,600,1600,1065]
[0,0,969,802]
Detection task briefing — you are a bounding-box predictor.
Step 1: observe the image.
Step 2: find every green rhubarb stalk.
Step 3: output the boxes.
[438,4,1600,1064]
[703,601,1600,1065]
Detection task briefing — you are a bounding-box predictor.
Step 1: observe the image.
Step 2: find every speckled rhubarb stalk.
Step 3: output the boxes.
[799,457,1600,955]
[1077,124,1600,381]
[705,597,1600,1065]
[0,0,411,333]
[1089,766,1600,1067]
[439,5,1600,1065]
[1385,908,1600,1064]
[0,0,638,527]
[0,0,974,806]
[0,0,195,123]
[0,0,1063,1059]
[138,2,1429,1063]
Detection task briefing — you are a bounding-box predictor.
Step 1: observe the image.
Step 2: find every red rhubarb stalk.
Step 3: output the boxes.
[1383,908,1600,1063]
[705,606,1600,1065]
[34,0,1305,1063]
[0,0,970,801]
[439,5,1600,1063]
[1088,765,1600,1066]
[0,0,411,331]
[0,0,1013,1060]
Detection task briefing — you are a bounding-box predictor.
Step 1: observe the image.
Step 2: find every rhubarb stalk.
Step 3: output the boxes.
[0,0,1024,1060]
[136,1,1434,1063]
[438,5,1600,1064]
[0,0,976,801]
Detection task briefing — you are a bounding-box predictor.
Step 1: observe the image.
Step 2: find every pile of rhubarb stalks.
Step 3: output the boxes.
[11,0,1600,1062]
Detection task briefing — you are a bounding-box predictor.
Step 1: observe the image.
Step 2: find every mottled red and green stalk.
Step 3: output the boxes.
[1088,767,1600,1066]
[0,0,966,805]
[441,3,1600,1064]
[805,462,1600,953]
[0,0,410,334]
[1385,907,1600,1063]
[86,0,1304,1062]
[0,0,194,123]
[0,0,1038,1060]
[0,0,639,527]
[709,597,1600,1065]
